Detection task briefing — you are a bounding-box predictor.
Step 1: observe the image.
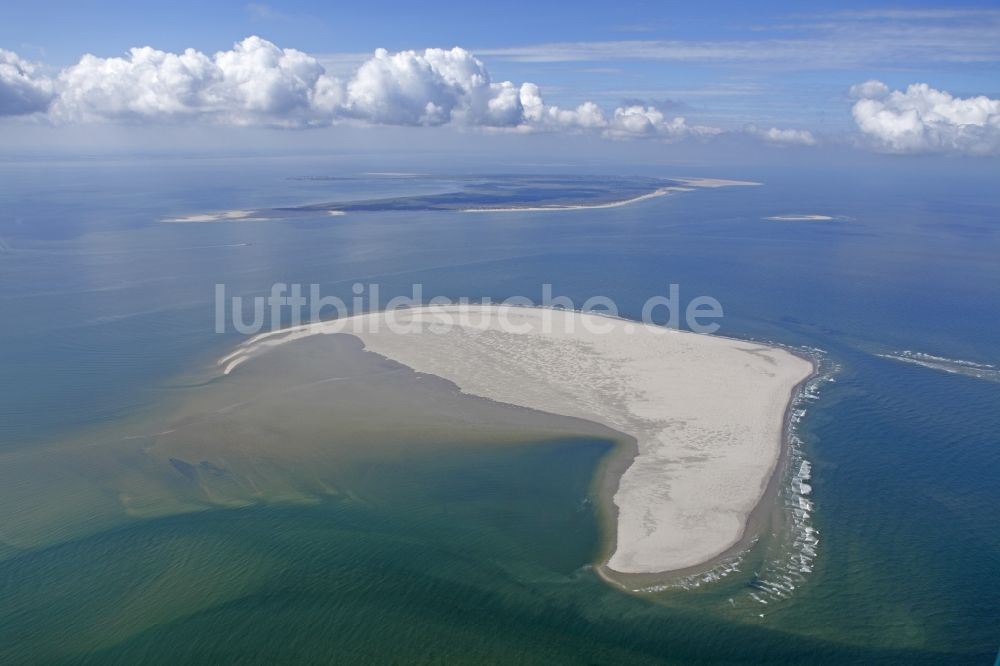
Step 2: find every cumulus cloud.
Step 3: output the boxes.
[54,36,336,126]
[851,80,1000,154]
[342,47,530,127]
[748,125,817,146]
[516,84,608,131]
[2,37,728,141]
[0,49,54,116]
[605,105,722,140]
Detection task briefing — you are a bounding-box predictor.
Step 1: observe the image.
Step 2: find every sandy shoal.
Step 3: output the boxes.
[765,214,834,221]
[221,305,813,574]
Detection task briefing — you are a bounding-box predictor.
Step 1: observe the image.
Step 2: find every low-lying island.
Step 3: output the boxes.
[222,305,814,577]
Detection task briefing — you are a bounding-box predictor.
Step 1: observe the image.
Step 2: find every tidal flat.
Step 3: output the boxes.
[0,332,626,554]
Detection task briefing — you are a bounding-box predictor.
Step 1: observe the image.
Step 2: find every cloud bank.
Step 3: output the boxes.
[1,37,721,142]
[53,37,333,126]
[6,37,998,156]
[851,80,1000,155]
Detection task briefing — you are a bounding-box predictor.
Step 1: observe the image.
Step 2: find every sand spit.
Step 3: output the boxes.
[459,186,690,212]
[460,177,760,213]
[765,214,835,221]
[219,305,813,575]
[878,350,1000,382]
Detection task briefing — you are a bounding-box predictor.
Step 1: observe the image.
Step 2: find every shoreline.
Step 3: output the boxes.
[459,177,763,213]
[595,357,817,590]
[218,304,814,577]
[459,186,689,212]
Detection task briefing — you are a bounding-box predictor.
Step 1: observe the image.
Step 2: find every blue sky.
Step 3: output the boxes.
[1,1,999,156]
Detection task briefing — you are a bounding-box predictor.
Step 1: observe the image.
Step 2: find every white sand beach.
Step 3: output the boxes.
[220,305,813,575]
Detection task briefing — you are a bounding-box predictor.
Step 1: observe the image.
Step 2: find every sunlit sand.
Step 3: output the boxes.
[223,305,813,574]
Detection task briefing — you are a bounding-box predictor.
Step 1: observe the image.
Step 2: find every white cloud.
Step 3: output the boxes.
[517,84,609,132]
[342,47,526,127]
[50,40,556,129]
[54,37,334,126]
[605,105,722,140]
[4,37,726,141]
[851,80,1000,154]
[849,79,889,100]
[748,125,817,146]
[0,49,54,116]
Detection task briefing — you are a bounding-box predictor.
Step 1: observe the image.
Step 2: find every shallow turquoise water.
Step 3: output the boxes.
[0,157,997,662]
[0,439,976,664]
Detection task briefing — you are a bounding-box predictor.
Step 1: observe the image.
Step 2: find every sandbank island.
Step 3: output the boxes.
[221,305,813,577]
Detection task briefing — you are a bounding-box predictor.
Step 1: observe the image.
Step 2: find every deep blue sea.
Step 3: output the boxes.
[0,155,997,663]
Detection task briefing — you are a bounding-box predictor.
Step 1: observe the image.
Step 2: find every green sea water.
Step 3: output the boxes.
[0,436,964,665]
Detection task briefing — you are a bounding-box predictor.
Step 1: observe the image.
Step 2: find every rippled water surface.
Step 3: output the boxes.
[0,157,997,663]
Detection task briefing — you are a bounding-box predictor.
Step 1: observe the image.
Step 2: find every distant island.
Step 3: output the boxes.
[162,175,761,222]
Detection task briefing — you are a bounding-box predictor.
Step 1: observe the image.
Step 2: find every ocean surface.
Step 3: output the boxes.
[0,156,998,664]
